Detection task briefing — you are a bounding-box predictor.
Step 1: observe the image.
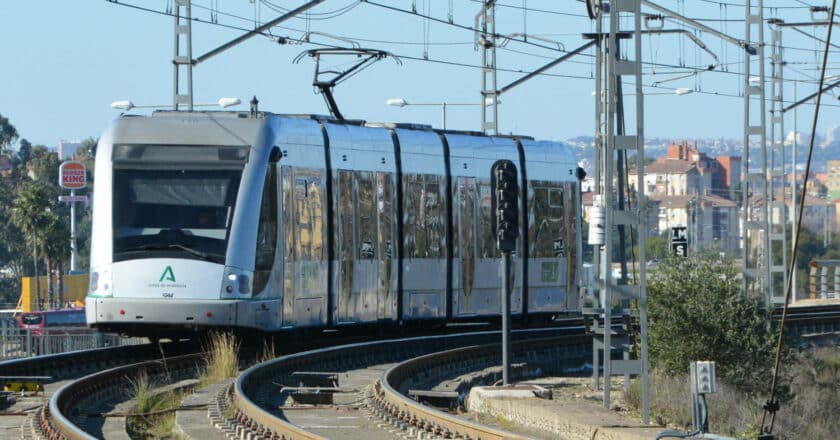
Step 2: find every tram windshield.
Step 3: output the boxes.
[111,145,249,264]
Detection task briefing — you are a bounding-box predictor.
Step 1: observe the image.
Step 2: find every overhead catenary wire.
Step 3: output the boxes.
[759,0,837,436]
[105,0,840,112]
[115,0,840,76]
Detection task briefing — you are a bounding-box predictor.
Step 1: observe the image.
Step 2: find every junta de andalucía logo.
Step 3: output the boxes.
[159,266,176,282]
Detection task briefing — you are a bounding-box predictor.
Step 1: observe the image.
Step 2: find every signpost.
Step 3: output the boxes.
[492,159,518,385]
[58,161,87,272]
[671,226,688,258]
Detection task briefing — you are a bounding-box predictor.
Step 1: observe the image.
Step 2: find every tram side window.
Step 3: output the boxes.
[254,165,278,293]
[530,183,565,258]
[477,182,499,258]
[403,174,444,258]
[356,171,376,259]
[293,169,325,260]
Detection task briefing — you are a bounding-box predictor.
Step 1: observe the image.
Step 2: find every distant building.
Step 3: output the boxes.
[629,141,737,199]
[716,155,741,198]
[696,194,739,253]
[827,160,840,193]
[623,141,741,252]
[815,172,829,187]
[57,140,82,160]
[785,192,834,237]
[634,159,701,196]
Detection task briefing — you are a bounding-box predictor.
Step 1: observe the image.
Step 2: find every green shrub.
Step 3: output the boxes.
[646,251,786,395]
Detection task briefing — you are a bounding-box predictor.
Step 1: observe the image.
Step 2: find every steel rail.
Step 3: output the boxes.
[232,329,587,439]
[233,328,575,439]
[375,335,590,440]
[44,353,206,440]
[0,341,187,378]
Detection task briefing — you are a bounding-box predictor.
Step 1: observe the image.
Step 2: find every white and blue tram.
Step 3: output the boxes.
[86,110,581,337]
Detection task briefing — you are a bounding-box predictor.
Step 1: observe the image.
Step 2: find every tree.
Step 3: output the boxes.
[11,182,55,310]
[0,114,18,153]
[0,182,27,303]
[17,138,31,166]
[40,215,70,307]
[28,146,62,184]
[647,251,787,394]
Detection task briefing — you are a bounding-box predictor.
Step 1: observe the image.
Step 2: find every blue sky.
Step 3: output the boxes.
[1,1,838,148]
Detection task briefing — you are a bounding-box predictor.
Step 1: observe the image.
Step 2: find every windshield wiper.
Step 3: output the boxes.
[120,243,220,261]
[165,244,215,260]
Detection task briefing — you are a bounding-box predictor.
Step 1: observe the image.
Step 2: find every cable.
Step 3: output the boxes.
[106,0,840,110]
[113,0,839,77]
[360,0,578,54]
[260,0,361,20]
[466,0,588,18]
[760,0,837,437]
[693,0,813,8]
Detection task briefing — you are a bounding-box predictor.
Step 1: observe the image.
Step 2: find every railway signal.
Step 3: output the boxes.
[491,159,519,385]
[492,160,519,252]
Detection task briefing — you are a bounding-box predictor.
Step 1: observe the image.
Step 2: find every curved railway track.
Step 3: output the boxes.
[229,329,590,440]
[372,334,590,440]
[33,324,553,439]
[0,341,202,439]
[43,353,206,439]
[13,305,840,439]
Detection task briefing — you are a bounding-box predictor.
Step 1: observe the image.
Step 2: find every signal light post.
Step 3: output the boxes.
[492,159,518,385]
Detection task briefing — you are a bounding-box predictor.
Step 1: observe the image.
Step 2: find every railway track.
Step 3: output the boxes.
[777,304,840,335]
[28,324,544,439]
[0,340,202,439]
[229,329,590,440]
[12,305,840,439]
[43,352,206,439]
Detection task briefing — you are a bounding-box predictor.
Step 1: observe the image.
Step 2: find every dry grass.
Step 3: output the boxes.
[258,337,277,364]
[627,347,840,439]
[126,370,186,439]
[200,331,240,386]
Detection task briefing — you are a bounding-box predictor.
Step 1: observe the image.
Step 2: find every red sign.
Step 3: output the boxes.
[59,161,87,189]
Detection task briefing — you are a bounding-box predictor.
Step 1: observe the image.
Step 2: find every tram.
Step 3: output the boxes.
[86,110,581,338]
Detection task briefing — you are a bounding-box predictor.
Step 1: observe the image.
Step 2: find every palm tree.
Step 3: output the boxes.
[41,215,70,308]
[11,183,54,310]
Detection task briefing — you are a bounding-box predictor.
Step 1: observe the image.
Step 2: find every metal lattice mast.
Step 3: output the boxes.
[769,20,788,304]
[173,0,194,110]
[742,0,770,303]
[600,0,649,423]
[477,1,498,135]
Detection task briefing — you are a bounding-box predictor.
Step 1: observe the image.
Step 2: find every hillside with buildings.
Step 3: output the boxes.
[573,138,840,255]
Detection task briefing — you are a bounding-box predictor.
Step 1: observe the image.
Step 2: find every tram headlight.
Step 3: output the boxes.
[88,268,112,297]
[221,267,253,298]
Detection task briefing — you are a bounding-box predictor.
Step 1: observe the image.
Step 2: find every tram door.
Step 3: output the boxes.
[335,170,395,323]
[281,166,328,327]
[454,177,505,316]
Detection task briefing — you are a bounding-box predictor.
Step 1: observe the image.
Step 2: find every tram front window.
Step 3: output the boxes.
[111,145,248,264]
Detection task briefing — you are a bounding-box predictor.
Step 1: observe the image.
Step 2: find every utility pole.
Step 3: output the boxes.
[776,18,840,302]
[742,0,772,306]
[588,0,649,424]
[171,0,327,110]
[768,19,788,306]
[477,1,498,135]
[173,0,194,110]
